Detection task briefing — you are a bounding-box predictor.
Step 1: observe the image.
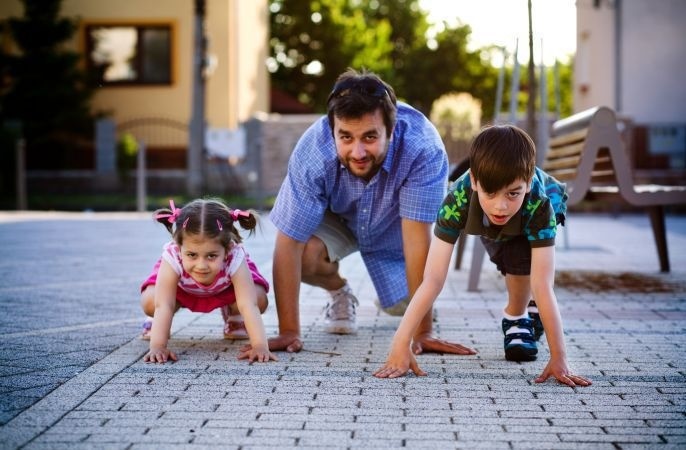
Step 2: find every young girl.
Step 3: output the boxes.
[140,198,277,364]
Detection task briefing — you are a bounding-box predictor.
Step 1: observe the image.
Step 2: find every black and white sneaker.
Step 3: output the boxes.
[528,300,545,341]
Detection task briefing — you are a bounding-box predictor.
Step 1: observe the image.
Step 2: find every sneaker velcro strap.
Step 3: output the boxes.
[504,332,535,345]
[502,318,535,344]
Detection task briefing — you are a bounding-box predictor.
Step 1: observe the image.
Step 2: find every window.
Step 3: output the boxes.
[85,24,172,86]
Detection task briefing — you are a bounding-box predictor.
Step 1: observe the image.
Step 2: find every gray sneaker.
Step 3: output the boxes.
[323,285,359,334]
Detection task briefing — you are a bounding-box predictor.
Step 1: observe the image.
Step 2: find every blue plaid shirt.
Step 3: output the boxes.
[270,102,448,307]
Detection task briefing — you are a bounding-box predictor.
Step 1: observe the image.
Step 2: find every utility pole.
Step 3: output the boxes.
[526,0,537,147]
[508,39,520,124]
[188,0,207,196]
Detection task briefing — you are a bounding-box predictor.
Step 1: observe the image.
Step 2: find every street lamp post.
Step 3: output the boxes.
[188,0,207,196]
[526,0,537,147]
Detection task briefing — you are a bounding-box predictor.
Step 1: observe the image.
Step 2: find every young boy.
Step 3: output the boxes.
[373,124,591,387]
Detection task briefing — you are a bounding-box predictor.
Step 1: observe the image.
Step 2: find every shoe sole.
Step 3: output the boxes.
[323,325,357,335]
[323,316,357,334]
[505,346,538,362]
[224,333,249,340]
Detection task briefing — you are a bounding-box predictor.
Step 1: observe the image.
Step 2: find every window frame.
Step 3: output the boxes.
[83,21,176,87]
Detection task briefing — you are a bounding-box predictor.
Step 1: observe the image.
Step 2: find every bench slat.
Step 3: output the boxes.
[592,155,613,167]
[549,127,589,147]
[544,141,586,159]
[589,169,616,181]
[543,155,580,171]
[542,106,686,273]
[545,155,614,179]
[546,169,578,181]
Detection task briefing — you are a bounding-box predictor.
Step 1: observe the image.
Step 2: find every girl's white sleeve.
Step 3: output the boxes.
[226,244,247,277]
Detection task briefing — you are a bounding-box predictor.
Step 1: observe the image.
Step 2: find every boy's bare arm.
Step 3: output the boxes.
[530,246,591,386]
[375,236,477,378]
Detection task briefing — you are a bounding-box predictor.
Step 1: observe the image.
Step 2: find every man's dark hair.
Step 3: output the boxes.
[326,68,397,138]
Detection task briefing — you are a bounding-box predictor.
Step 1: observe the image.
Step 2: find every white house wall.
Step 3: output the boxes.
[576,0,686,125]
[620,0,686,124]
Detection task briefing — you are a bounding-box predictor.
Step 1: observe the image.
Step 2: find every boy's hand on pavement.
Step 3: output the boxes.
[373,347,426,378]
[535,358,592,387]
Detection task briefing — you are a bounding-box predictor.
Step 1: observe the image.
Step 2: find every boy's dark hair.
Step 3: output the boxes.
[326,68,397,138]
[469,124,536,193]
[153,198,258,248]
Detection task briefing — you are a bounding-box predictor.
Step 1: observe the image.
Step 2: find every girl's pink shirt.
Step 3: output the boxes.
[162,242,246,296]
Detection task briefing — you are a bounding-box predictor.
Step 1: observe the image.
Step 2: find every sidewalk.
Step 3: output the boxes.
[0,211,685,449]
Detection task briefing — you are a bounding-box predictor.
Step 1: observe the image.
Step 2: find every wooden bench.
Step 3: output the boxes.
[456,106,686,291]
[544,106,686,271]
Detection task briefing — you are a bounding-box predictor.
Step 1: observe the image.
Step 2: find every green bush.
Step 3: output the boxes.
[116,132,138,179]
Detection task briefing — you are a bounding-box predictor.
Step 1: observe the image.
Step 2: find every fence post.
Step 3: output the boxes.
[15,137,27,210]
[137,141,147,212]
[95,118,117,174]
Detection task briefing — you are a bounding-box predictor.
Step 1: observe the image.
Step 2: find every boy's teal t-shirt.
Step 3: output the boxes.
[434,167,568,248]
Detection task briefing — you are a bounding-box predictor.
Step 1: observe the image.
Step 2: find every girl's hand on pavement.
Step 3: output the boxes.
[238,346,278,363]
[143,347,178,364]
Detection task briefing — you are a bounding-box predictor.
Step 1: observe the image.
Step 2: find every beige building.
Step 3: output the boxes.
[1,0,269,130]
[575,0,686,172]
[1,0,275,198]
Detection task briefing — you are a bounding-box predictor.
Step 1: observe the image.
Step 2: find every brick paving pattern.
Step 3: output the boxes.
[0,211,684,449]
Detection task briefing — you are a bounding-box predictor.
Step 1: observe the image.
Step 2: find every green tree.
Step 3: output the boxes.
[269,0,394,110]
[268,0,499,118]
[0,0,98,170]
[549,59,574,119]
[500,57,573,122]
[401,23,499,117]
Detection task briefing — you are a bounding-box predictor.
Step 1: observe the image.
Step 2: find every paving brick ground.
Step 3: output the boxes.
[0,211,684,449]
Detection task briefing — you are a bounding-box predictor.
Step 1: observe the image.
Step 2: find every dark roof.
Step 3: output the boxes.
[270,87,314,114]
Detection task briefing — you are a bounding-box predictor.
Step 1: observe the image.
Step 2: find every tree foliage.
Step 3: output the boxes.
[0,0,98,169]
[268,0,500,118]
[268,0,575,123]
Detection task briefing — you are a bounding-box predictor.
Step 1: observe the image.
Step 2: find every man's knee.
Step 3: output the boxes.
[301,236,332,277]
[377,297,411,316]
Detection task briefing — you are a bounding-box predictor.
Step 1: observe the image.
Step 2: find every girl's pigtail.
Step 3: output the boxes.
[153,199,183,235]
[152,207,175,234]
[231,209,258,237]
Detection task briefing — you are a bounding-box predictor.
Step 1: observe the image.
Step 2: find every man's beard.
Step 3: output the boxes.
[339,143,388,181]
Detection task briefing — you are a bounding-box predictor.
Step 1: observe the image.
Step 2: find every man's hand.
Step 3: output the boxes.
[241,332,302,353]
[411,333,478,356]
[268,333,302,352]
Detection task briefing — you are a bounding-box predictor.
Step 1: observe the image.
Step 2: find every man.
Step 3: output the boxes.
[266,68,476,357]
